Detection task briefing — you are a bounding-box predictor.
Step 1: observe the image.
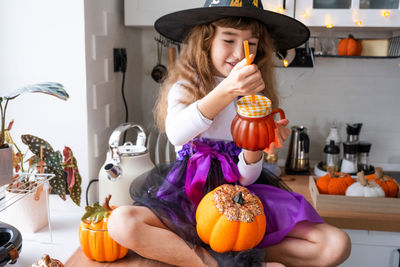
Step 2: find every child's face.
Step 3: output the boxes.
[211,26,259,78]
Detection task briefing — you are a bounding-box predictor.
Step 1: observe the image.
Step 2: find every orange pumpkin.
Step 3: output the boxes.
[231,95,285,151]
[337,35,362,56]
[366,167,399,198]
[316,167,355,195]
[196,184,266,253]
[79,195,128,262]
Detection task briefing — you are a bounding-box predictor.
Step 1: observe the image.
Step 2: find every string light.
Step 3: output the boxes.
[326,23,333,28]
[383,11,390,17]
[277,7,285,14]
[283,59,289,67]
[355,20,362,26]
[302,12,309,19]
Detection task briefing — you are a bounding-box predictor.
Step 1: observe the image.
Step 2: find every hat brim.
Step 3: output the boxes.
[155,7,310,51]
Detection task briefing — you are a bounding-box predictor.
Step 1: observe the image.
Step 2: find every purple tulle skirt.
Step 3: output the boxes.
[130,138,323,266]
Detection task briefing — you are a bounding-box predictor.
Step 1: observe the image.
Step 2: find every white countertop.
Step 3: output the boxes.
[1,194,83,266]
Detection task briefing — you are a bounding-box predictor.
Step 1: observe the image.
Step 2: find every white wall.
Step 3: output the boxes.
[0,0,88,205]
[84,0,144,203]
[129,28,400,171]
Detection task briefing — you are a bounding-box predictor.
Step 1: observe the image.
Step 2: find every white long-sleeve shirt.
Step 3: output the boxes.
[165,78,263,186]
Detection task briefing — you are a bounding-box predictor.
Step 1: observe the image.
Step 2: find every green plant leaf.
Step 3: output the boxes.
[4,82,69,100]
[21,134,67,200]
[81,203,109,224]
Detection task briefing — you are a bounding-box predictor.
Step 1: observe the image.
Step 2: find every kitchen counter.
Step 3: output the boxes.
[282,173,400,232]
[6,171,399,266]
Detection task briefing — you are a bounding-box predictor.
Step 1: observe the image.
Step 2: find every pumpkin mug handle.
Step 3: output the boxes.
[271,108,286,120]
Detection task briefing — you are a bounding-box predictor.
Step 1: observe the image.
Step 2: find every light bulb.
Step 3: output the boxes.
[277,7,285,14]
[302,12,308,19]
[283,59,289,67]
[355,20,362,26]
[326,23,333,28]
[383,11,390,17]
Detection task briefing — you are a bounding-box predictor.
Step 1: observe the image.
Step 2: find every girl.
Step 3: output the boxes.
[108,1,351,266]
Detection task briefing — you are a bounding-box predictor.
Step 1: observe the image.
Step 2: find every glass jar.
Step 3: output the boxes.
[323,140,340,172]
[341,142,358,173]
[358,141,372,172]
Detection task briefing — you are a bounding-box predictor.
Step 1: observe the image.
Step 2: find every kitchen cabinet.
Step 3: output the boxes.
[340,229,400,267]
[124,0,298,27]
[294,0,400,28]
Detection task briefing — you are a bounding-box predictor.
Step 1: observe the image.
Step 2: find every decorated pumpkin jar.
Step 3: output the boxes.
[196,184,266,253]
[231,95,286,151]
[79,195,128,262]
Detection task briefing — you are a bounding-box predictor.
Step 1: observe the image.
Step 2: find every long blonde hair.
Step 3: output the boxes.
[154,17,278,132]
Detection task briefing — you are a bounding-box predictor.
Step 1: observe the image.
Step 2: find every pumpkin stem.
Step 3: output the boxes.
[327,166,335,177]
[233,191,245,205]
[375,167,384,180]
[103,194,112,211]
[357,171,368,186]
[348,34,355,39]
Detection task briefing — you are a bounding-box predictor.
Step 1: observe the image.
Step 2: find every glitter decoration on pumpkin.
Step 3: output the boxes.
[196,184,266,252]
[231,95,286,151]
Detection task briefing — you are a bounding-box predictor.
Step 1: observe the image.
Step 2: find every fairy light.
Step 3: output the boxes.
[355,20,362,26]
[383,11,390,17]
[277,7,285,14]
[326,23,333,28]
[283,59,289,67]
[302,12,309,19]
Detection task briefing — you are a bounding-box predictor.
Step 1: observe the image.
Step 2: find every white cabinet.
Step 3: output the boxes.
[124,0,296,27]
[340,229,400,267]
[124,0,400,28]
[294,0,400,27]
[124,0,201,26]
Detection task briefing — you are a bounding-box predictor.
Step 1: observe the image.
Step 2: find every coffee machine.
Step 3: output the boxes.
[285,126,310,174]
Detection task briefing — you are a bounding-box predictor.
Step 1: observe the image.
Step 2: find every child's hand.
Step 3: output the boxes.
[221,54,265,97]
[264,119,290,154]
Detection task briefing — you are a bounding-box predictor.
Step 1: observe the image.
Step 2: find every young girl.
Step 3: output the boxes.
[108,1,351,266]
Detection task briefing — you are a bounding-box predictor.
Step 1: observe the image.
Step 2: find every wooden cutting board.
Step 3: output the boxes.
[65,248,173,267]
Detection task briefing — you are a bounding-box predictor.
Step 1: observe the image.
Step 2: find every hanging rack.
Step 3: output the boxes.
[154,35,181,53]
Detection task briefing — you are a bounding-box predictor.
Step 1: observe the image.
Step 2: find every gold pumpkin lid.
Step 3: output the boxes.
[237,95,272,118]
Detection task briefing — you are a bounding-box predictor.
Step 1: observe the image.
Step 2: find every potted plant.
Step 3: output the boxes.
[0,82,69,186]
[0,83,83,232]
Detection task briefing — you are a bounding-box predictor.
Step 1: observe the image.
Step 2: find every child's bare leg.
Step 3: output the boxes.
[108,206,217,267]
[266,221,351,267]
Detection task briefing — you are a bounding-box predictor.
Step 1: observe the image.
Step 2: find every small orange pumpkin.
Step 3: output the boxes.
[337,35,362,56]
[196,184,266,253]
[79,195,128,262]
[366,167,399,198]
[316,167,355,195]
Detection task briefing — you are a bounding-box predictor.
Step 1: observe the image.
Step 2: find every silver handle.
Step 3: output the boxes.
[108,123,147,164]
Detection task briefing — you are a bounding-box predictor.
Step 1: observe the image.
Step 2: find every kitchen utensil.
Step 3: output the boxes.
[323,140,340,172]
[0,222,22,266]
[341,142,358,173]
[285,126,310,174]
[151,39,168,83]
[346,123,362,144]
[168,45,176,68]
[358,141,372,172]
[98,123,155,206]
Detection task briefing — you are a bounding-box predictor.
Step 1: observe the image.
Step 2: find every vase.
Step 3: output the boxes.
[0,146,13,186]
[3,186,49,233]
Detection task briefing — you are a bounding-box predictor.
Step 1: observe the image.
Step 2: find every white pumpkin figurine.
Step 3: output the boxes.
[345,171,385,197]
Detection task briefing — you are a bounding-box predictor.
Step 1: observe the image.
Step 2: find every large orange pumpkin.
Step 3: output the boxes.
[196,184,266,253]
[316,167,355,195]
[337,35,362,56]
[366,167,399,198]
[79,195,128,262]
[231,95,285,151]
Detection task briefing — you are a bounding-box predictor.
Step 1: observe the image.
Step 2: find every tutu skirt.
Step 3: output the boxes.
[130,138,323,266]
